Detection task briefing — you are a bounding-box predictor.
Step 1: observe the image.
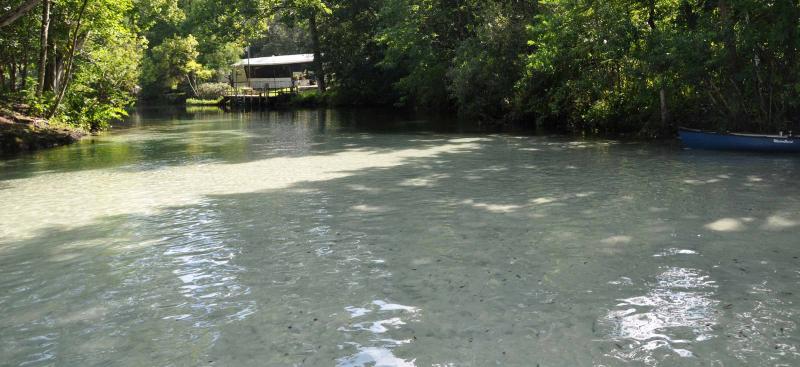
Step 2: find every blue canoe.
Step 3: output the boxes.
[678,127,800,153]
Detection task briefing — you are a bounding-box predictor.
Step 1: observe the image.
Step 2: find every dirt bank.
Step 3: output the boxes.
[0,106,86,155]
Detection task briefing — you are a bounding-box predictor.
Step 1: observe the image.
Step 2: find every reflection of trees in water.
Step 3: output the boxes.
[603,266,719,364]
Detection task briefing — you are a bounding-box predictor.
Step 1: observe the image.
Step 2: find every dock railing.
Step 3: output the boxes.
[220,84,299,110]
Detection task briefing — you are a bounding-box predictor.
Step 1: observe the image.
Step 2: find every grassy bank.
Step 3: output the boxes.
[0,106,86,155]
[186,98,223,106]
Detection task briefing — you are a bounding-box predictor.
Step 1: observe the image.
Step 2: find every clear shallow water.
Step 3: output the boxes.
[1,108,799,366]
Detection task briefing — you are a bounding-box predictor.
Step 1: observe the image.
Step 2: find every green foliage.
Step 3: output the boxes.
[288,90,323,107]
[318,0,399,106]
[3,0,799,135]
[1,0,144,131]
[448,1,535,122]
[25,94,53,117]
[60,94,128,131]
[518,0,800,133]
[250,23,311,56]
[142,34,210,92]
[54,24,142,131]
[376,0,477,109]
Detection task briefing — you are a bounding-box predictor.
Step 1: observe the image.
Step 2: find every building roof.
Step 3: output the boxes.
[233,54,314,67]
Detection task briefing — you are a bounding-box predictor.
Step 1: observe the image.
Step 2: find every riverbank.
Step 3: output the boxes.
[0,106,86,155]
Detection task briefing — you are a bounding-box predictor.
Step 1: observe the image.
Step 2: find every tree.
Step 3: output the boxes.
[0,0,41,28]
[143,35,212,96]
[276,0,331,92]
[36,0,50,96]
[48,0,91,118]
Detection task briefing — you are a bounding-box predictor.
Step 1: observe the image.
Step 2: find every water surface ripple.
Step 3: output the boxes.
[1,109,799,366]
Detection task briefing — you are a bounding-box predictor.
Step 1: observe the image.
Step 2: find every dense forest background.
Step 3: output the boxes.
[1,0,799,135]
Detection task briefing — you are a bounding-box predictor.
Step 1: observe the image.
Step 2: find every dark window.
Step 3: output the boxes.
[245,63,312,78]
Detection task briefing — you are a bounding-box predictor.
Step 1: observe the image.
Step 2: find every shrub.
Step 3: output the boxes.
[61,93,128,132]
[289,90,324,107]
[196,82,231,100]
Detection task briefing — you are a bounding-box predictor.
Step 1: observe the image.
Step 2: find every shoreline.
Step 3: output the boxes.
[1,103,681,157]
[0,107,86,156]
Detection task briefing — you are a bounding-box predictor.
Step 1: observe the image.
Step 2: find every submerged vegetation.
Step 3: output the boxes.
[1,0,798,143]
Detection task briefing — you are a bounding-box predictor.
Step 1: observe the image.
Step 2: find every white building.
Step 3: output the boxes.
[231,54,315,90]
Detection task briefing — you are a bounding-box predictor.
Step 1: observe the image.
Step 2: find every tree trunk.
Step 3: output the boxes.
[37,0,50,97]
[48,0,89,118]
[718,0,739,72]
[185,74,199,98]
[0,0,42,27]
[21,56,28,90]
[660,88,669,127]
[648,0,669,128]
[309,13,326,92]
[785,1,799,129]
[647,0,657,30]
[10,62,18,93]
[44,42,61,92]
[784,0,798,79]
[718,0,741,127]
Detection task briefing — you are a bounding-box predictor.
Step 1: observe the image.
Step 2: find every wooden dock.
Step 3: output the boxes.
[219,88,295,110]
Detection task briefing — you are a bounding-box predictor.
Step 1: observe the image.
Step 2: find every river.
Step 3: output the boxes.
[1,108,799,366]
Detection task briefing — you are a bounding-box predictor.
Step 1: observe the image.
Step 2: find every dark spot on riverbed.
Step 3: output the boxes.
[738,330,748,338]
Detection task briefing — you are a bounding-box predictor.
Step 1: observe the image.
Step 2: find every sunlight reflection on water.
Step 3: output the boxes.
[603,266,719,363]
[338,301,419,367]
